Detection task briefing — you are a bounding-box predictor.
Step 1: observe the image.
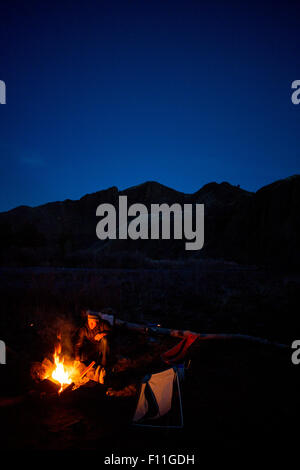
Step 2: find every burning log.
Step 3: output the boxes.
[60,361,96,394]
[38,379,61,395]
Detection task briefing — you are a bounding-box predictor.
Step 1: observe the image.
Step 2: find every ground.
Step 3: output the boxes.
[0,263,299,454]
[0,331,298,453]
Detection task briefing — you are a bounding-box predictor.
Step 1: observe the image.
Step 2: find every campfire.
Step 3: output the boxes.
[42,336,80,393]
[48,351,96,393]
[51,349,73,393]
[31,333,102,394]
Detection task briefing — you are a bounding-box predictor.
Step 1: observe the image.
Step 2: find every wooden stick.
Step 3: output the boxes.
[79,360,96,379]
[60,361,96,394]
[113,319,288,349]
[88,309,288,348]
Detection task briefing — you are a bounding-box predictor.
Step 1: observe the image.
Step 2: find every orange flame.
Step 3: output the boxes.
[51,349,72,393]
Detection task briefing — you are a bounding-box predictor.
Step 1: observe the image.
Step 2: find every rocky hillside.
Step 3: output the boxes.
[0,176,299,268]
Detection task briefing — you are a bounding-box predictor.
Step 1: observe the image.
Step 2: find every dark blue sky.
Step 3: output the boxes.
[0,0,299,211]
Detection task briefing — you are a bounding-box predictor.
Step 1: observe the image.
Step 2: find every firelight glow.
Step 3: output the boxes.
[51,352,72,393]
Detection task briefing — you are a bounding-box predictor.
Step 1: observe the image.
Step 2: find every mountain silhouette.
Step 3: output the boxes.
[0,176,299,268]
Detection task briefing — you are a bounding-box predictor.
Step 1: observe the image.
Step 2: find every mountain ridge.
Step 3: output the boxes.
[0,179,252,214]
[0,175,299,268]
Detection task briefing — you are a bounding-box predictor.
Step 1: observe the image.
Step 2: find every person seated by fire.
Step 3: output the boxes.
[74,310,112,383]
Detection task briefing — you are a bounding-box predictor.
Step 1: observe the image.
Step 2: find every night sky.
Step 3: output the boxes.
[0,0,299,211]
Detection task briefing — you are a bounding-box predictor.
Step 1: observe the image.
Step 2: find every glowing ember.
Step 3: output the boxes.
[51,351,72,393]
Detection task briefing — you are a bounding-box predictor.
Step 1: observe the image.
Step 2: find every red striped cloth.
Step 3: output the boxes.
[161,334,199,364]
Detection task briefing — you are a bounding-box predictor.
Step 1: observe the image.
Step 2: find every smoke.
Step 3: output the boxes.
[55,316,78,359]
[36,313,80,361]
